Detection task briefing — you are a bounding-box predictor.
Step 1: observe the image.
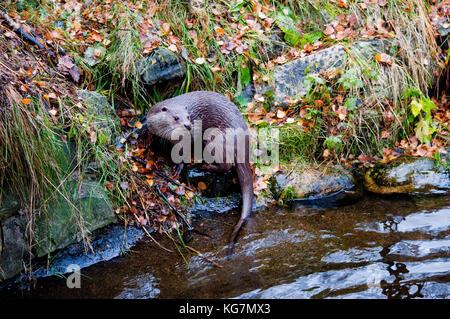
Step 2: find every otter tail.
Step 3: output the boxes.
[227,161,253,258]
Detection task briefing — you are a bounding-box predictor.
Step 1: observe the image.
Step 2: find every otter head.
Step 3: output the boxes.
[146,103,192,142]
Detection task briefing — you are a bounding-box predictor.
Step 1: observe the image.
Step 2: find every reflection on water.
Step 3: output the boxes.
[2,195,450,299]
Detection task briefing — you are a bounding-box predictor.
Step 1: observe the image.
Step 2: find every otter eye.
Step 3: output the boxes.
[161,107,167,112]
[185,107,187,110]
[174,116,180,121]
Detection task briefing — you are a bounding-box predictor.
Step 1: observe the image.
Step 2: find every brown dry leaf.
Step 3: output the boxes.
[167,44,177,52]
[336,106,347,120]
[161,22,171,34]
[211,65,221,72]
[198,181,207,191]
[324,25,335,36]
[174,186,186,196]
[348,14,358,26]
[273,55,287,64]
[216,27,225,36]
[337,0,349,8]
[73,20,82,32]
[91,32,103,42]
[104,181,114,189]
[375,53,393,65]
[381,130,390,138]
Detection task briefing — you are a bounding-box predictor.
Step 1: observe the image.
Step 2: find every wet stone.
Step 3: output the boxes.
[31,224,144,279]
[139,47,186,86]
[33,181,117,258]
[364,156,450,195]
[77,90,119,144]
[269,165,362,206]
[0,215,27,282]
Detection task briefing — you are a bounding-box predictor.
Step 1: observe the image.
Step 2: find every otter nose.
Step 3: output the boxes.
[184,123,192,131]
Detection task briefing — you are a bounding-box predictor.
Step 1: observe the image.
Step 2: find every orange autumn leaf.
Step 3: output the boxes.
[216,27,225,36]
[337,0,348,8]
[22,98,31,104]
[375,53,393,65]
[198,181,207,191]
[324,25,334,36]
[161,22,171,34]
[104,181,114,189]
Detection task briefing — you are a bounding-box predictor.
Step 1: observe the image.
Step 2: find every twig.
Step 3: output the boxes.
[133,214,173,253]
[155,185,194,231]
[164,229,222,268]
[184,244,223,268]
[153,169,193,191]
[0,10,54,56]
[131,155,193,191]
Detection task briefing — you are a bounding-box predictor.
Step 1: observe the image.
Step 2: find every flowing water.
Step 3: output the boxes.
[2,194,450,299]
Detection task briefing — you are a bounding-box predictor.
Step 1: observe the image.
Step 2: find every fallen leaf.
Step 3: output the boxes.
[198,181,207,191]
[375,53,393,65]
[216,27,225,36]
[276,109,286,118]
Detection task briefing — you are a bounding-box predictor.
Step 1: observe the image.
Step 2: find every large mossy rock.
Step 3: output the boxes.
[364,156,450,195]
[269,165,362,205]
[77,90,119,144]
[0,198,26,281]
[33,181,116,258]
[267,40,387,105]
[139,47,186,86]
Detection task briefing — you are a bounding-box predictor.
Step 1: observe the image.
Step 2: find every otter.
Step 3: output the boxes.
[146,91,254,256]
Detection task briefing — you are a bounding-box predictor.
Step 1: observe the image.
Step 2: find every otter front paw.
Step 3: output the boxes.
[172,163,184,177]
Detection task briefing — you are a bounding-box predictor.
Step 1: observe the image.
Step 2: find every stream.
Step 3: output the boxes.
[2,194,450,299]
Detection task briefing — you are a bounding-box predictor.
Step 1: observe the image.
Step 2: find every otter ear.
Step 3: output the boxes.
[161,107,167,112]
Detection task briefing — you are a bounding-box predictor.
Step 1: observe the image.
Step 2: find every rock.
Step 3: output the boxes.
[269,39,387,105]
[0,214,27,282]
[83,46,106,66]
[269,165,362,205]
[183,167,240,198]
[33,181,117,258]
[263,28,287,61]
[435,16,449,37]
[138,47,186,86]
[30,224,143,279]
[77,90,119,144]
[364,156,450,195]
[190,196,242,217]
